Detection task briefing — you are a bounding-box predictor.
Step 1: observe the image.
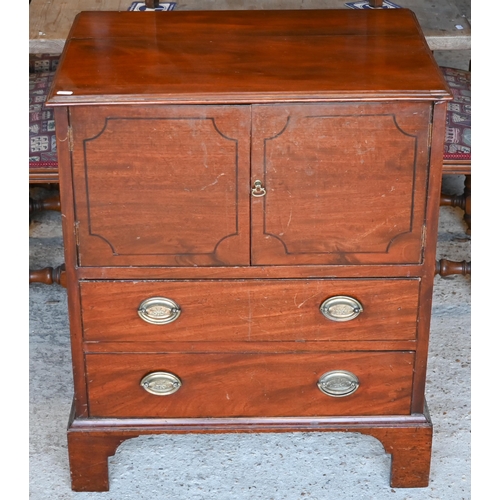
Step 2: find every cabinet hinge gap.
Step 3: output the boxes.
[68,126,74,152]
[74,221,80,246]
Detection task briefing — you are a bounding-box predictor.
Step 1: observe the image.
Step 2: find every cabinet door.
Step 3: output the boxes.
[70,106,250,267]
[251,103,432,265]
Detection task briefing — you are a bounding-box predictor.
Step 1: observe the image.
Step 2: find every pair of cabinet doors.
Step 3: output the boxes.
[69,101,432,267]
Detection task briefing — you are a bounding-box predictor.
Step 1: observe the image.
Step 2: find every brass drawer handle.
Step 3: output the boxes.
[251,179,266,197]
[317,370,359,397]
[320,296,363,322]
[140,372,182,396]
[138,297,181,325]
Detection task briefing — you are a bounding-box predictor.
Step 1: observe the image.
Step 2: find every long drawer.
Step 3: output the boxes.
[85,351,415,418]
[80,279,420,342]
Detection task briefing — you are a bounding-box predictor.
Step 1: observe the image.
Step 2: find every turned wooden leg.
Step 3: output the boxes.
[435,259,471,277]
[29,193,61,224]
[67,431,139,492]
[440,174,471,235]
[440,191,466,211]
[29,264,66,286]
[29,194,61,214]
[365,426,433,488]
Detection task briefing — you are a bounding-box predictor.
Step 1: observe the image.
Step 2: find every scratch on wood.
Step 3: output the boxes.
[279,207,293,235]
[350,220,389,243]
[200,173,225,190]
[294,291,323,308]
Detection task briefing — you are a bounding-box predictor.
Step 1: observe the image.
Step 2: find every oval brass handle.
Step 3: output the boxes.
[320,296,363,322]
[140,372,182,396]
[137,297,181,325]
[317,370,359,397]
[251,180,266,197]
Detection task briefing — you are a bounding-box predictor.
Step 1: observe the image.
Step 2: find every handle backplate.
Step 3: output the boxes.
[140,371,182,396]
[320,296,363,322]
[138,297,181,325]
[251,180,266,197]
[317,370,359,397]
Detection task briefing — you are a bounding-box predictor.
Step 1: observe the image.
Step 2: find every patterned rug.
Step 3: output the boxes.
[29,54,60,170]
[441,67,471,161]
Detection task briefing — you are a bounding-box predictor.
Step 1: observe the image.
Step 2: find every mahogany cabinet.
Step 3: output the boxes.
[46,9,451,491]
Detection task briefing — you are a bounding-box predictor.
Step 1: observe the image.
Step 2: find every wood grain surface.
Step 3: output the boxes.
[251,102,432,265]
[80,278,420,342]
[46,9,450,490]
[30,0,471,55]
[70,105,251,267]
[46,10,451,105]
[85,351,415,417]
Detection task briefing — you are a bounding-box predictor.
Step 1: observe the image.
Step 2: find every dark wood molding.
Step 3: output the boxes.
[68,411,432,491]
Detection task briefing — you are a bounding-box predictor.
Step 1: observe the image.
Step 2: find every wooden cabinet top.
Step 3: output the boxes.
[47,9,451,106]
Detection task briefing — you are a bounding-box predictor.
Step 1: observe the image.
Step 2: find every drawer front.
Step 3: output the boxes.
[80,279,420,342]
[86,351,415,418]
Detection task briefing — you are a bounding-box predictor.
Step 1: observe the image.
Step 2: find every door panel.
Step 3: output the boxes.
[251,103,432,265]
[71,105,251,267]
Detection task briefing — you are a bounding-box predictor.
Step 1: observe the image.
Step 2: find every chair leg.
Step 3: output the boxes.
[440,175,471,235]
[29,193,61,215]
[435,259,471,277]
[29,264,66,287]
[29,185,64,286]
[463,174,471,234]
